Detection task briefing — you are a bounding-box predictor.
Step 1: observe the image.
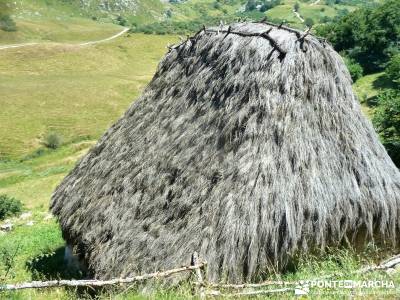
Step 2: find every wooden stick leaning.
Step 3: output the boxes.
[191,252,206,299]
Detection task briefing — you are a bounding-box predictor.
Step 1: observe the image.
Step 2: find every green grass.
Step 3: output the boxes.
[0,0,382,42]
[1,18,124,44]
[0,218,64,282]
[352,72,396,117]
[0,33,177,159]
[127,0,380,33]
[0,0,125,45]
[353,72,385,100]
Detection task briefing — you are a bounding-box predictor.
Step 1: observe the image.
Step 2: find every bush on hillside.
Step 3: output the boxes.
[260,0,281,12]
[0,195,23,220]
[386,54,400,85]
[344,57,363,82]
[304,17,314,28]
[373,89,400,167]
[315,0,400,73]
[116,15,128,26]
[44,132,62,149]
[245,0,257,11]
[0,14,16,32]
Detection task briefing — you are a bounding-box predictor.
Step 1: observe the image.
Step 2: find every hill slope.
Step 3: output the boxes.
[0,0,123,45]
[1,0,384,44]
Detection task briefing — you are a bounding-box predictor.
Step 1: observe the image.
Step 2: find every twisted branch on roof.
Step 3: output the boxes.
[257,19,302,39]
[297,26,313,52]
[206,28,287,61]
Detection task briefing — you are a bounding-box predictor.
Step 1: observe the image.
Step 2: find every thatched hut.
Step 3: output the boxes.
[51,22,400,283]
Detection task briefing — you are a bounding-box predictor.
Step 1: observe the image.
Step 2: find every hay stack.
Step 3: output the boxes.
[51,22,400,282]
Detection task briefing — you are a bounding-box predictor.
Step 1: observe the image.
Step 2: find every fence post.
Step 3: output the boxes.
[191,252,205,299]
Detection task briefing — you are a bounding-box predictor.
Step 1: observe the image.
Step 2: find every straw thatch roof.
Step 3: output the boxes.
[51,21,400,283]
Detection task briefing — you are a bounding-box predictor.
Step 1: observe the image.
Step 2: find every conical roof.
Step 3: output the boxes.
[51,22,400,282]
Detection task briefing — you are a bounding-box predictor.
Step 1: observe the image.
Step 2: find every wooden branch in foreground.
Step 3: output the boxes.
[200,253,400,290]
[1,253,399,292]
[314,253,400,281]
[0,263,206,291]
[206,287,294,297]
[196,280,298,289]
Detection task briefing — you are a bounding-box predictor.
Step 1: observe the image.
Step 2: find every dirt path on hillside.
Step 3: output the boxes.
[0,42,38,50]
[293,10,305,23]
[0,27,129,51]
[79,27,129,46]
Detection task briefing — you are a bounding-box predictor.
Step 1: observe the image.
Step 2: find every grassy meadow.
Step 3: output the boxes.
[0,0,126,45]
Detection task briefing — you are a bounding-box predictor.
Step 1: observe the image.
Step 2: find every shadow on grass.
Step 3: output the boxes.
[361,73,396,108]
[363,95,379,107]
[26,246,85,280]
[372,73,395,90]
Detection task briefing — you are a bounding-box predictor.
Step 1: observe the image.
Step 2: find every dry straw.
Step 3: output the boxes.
[51,21,400,283]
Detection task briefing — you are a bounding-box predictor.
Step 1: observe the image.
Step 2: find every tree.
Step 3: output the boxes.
[294,2,300,12]
[116,15,128,26]
[304,17,314,28]
[260,0,281,12]
[213,1,221,9]
[165,9,172,18]
[315,0,400,73]
[245,0,257,11]
[0,1,16,32]
[386,54,400,85]
[344,57,363,82]
[373,89,400,167]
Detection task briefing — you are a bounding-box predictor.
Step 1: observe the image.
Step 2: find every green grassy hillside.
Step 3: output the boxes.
[0,33,176,160]
[0,0,384,45]
[0,0,125,45]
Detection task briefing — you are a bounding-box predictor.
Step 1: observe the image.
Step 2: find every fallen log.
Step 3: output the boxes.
[1,253,399,292]
[206,287,294,297]
[195,280,298,289]
[0,263,206,291]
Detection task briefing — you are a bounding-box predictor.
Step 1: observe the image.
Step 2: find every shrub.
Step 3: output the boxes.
[320,16,332,23]
[165,9,172,18]
[116,15,128,27]
[0,245,19,280]
[344,57,363,82]
[0,195,23,220]
[0,14,16,32]
[386,54,400,85]
[304,17,314,28]
[315,0,400,73]
[373,89,400,167]
[44,132,62,149]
